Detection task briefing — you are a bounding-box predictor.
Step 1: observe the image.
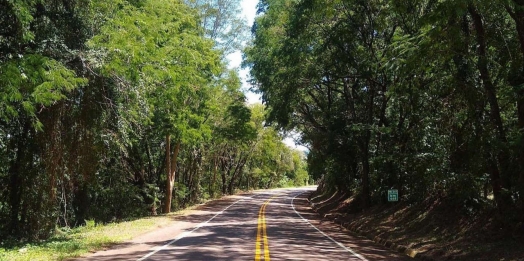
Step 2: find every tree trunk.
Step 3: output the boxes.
[228,152,249,194]
[516,13,524,219]
[224,159,234,194]
[360,79,375,209]
[360,138,371,209]
[163,134,171,213]
[8,120,30,234]
[9,146,23,234]
[228,154,242,194]
[507,0,524,216]
[163,136,180,213]
[211,154,218,198]
[469,5,512,211]
[220,151,229,195]
[171,141,181,181]
[188,149,199,203]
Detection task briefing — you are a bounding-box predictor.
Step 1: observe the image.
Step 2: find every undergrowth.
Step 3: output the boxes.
[0,216,174,261]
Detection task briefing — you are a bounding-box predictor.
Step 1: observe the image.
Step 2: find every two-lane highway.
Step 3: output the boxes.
[77,187,410,261]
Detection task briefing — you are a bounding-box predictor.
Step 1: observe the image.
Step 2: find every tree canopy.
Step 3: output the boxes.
[246,0,524,219]
[0,0,309,241]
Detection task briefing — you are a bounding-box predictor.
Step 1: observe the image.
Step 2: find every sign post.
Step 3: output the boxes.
[387,189,398,202]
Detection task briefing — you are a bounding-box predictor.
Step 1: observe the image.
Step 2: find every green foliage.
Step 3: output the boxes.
[0,55,86,128]
[246,0,524,217]
[0,214,176,261]
[186,0,250,55]
[0,0,309,243]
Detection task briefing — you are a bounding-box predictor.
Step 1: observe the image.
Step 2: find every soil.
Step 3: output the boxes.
[308,189,524,261]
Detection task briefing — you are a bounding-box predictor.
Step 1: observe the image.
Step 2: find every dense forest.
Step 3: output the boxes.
[0,0,309,241]
[246,0,524,222]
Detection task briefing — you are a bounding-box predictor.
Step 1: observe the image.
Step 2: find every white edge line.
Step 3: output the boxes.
[291,192,368,261]
[137,196,251,261]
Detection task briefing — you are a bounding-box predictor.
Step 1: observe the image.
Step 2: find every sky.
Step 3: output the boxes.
[226,0,260,105]
[226,0,308,152]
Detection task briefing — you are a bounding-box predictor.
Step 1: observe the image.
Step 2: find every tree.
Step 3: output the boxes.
[89,0,221,213]
[0,0,311,240]
[246,0,524,219]
[186,0,250,55]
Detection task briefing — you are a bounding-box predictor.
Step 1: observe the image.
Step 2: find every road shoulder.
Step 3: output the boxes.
[292,191,412,261]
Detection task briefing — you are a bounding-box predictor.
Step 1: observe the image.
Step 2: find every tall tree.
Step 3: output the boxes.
[186,0,250,55]
[246,0,523,218]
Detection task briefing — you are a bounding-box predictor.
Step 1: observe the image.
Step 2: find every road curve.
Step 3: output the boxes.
[76,187,410,261]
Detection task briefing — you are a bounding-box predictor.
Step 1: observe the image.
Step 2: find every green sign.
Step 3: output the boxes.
[388,189,398,202]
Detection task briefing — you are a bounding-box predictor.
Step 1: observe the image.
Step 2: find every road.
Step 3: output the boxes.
[78,187,410,261]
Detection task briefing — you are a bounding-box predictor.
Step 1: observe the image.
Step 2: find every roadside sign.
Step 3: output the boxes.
[388,189,398,202]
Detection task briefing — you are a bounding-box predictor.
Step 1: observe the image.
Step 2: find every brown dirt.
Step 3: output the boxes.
[309,190,524,261]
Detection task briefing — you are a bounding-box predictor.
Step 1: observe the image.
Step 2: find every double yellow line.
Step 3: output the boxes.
[254,195,278,261]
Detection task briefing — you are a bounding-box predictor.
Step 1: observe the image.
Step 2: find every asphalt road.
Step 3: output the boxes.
[78,187,410,261]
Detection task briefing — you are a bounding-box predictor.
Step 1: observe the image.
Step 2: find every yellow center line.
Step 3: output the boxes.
[255,195,280,261]
[255,204,263,259]
[262,202,270,261]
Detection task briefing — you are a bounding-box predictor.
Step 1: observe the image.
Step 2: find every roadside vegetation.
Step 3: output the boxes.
[0,215,176,261]
[0,0,310,251]
[245,0,524,259]
[310,187,524,260]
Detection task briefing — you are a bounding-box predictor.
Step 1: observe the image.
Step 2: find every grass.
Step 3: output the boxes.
[1,189,280,261]
[0,213,188,261]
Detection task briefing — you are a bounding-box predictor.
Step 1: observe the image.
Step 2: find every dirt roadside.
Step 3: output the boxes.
[308,190,524,261]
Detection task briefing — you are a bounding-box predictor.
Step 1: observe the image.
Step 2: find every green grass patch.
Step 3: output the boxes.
[0,215,177,261]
